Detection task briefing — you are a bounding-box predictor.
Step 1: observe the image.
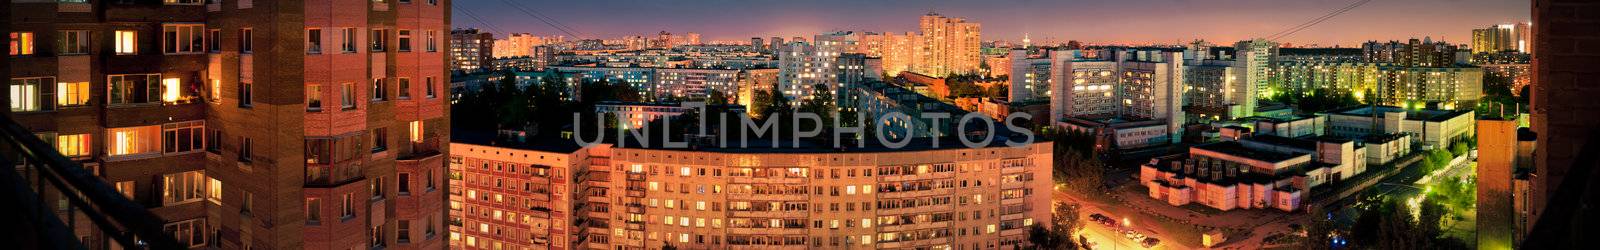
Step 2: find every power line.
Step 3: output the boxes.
[456,7,507,35]
[1263,0,1366,39]
[501,0,585,38]
[496,0,585,39]
[1266,0,1373,41]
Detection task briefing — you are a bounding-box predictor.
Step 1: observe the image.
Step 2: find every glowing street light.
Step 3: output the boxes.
[1122,218,1130,227]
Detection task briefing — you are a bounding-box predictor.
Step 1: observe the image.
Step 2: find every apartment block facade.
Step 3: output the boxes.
[449,139,1056,250]
[5,0,450,249]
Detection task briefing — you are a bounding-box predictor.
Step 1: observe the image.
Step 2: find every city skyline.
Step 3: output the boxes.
[456,0,1530,46]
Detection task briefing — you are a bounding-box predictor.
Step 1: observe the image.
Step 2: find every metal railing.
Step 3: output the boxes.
[0,115,182,249]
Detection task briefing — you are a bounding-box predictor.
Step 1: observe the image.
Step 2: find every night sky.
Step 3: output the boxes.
[456,0,1530,47]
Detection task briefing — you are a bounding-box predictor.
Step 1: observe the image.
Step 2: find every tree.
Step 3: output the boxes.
[798,84,836,140]
[1301,215,1338,250]
[1052,130,1105,194]
[1450,141,1469,158]
[1028,225,1067,249]
[1028,202,1082,250]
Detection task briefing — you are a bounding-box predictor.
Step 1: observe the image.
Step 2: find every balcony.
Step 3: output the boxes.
[0,115,182,249]
[400,137,442,161]
[304,159,364,187]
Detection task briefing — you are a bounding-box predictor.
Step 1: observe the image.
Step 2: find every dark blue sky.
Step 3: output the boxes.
[457,0,1529,47]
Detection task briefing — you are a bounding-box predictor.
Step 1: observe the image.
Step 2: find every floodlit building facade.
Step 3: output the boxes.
[449,137,1056,250]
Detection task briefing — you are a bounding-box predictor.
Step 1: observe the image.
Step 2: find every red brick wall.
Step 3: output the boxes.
[1530,0,1600,228]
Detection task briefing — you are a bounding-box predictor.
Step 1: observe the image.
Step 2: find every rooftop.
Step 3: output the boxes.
[1193,141,1308,163]
[1326,105,1473,122]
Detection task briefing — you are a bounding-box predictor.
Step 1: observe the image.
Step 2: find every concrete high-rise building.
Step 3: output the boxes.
[750,37,764,52]
[449,137,1056,250]
[1234,39,1277,113]
[1472,23,1532,54]
[492,33,547,58]
[1361,38,1465,68]
[777,42,839,104]
[685,32,701,46]
[769,37,785,53]
[1008,49,1052,102]
[917,13,983,77]
[6,0,452,249]
[453,28,495,73]
[1049,49,1184,127]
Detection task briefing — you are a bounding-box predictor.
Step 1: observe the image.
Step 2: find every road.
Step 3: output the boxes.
[1054,189,1176,250]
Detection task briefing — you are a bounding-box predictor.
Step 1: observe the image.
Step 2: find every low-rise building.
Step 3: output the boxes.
[1139,132,1379,212]
[1250,115,1326,138]
[1060,117,1172,151]
[1323,106,1475,149]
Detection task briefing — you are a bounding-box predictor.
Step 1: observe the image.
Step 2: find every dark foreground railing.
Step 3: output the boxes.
[1521,128,1600,249]
[0,115,181,249]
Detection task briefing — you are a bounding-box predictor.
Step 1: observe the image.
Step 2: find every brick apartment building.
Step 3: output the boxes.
[6,0,450,249]
[449,133,1055,250]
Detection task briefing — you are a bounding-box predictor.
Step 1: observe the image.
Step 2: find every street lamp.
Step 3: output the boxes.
[1122,218,1130,227]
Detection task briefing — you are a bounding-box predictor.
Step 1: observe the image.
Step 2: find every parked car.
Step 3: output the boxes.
[1142,238,1161,248]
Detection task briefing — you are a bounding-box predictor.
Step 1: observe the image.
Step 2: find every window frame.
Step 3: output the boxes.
[58,30,90,55]
[114,30,138,55]
[10,32,35,56]
[10,77,55,112]
[162,23,206,54]
[306,28,323,54]
[107,74,161,106]
[238,28,253,53]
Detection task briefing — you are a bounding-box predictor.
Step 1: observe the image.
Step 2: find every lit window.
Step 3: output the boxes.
[307,84,323,111]
[206,177,222,204]
[115,181,136,199]
[115,30,137,55]
[56,81,89,107]
[9,32,33,55]
[164,0,202,5]
[160,170,206,205]
[408,121,424,142]
[9,77,52,112]
[56,134,91,158]
[108,125,160,156]
[161,78,187,103]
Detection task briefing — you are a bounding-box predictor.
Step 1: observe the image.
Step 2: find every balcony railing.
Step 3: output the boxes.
[0,115,182,249]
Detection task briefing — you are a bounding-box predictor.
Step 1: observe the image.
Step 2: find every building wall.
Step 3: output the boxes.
[1529,0,1600,232]
[602,143,1053,249]
[5,0,451,249]
[448,143,582,250]
[449,142,1055,249]
[1476,119,1518,250]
